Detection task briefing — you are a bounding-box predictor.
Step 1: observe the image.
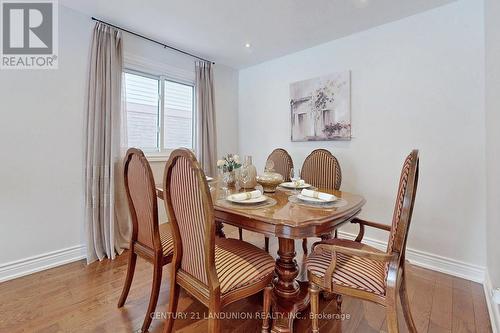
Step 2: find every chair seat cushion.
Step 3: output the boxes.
[306,239,387,296]
[215,238,275,295]
[159,223,174,257]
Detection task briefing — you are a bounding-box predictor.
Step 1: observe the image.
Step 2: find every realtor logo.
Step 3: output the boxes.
[1,0,58,69]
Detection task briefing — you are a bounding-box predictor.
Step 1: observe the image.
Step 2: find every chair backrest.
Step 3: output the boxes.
[163,148,217,288]
[266,148,294,182]
[123,148,161,252]
[386,150,419,256]
[300,149,342,190]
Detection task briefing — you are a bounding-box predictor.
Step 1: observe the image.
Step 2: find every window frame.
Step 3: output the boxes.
[123,68,196,161]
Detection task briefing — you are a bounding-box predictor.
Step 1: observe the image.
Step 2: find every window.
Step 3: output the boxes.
[124,71,195,154]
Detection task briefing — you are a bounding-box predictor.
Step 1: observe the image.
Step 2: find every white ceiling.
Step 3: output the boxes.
[61,0,456,68]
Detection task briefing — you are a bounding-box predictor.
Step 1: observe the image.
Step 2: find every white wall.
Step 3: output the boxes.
[0,5,239,275]
[485,0,500,286]
[0,6,92,266]
[485,0,500,328]
[238,0,486,269]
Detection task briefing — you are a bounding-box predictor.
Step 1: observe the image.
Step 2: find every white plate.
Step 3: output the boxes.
[279,182,311,189]
[297,194,337,203]
[226,194,268,204]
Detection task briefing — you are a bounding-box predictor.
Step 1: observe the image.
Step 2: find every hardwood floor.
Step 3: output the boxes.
[0,225,492,333]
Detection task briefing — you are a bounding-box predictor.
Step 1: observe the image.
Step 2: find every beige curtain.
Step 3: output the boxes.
[195,61,217,177]
[84,22,131,263]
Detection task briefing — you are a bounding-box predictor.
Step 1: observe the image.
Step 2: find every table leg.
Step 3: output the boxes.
[271,238,310,333]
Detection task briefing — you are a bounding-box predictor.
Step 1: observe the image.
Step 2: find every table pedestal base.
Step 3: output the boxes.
[271,281,310,333]
[270,238,311,333]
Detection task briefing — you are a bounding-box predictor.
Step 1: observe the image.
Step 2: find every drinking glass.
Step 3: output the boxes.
[290,168,301,194]
[218,167,229,198]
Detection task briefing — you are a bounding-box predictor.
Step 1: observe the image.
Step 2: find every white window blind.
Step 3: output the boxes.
[124,71,194,153]
[125,73,159,151]
[164,81,194,150]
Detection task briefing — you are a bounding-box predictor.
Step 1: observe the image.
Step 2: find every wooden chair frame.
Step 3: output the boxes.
[118,148,173,333]
[301,149,343,254]
[162,148,273,333]
[308,150,419,333]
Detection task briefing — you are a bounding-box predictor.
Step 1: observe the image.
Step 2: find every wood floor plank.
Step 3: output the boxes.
[452,276,472,293]
[354,301,385,332]
[337,296,364,333]
[434,271,454,288]
[427,322,452,333]
[429,282,453,331]
[409,271,436,333]
[471,282,493,333]
[452,287,476,333]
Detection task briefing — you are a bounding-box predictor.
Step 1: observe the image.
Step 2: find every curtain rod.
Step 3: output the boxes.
[91,17,215,64]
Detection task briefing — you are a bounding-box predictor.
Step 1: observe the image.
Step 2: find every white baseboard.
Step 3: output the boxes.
[337,231,485,283]
[0,245,86,283]
[484,271,500,333]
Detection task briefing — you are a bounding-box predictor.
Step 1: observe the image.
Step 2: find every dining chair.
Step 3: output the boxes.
[266,148,294,182]
[300,149,342,253]
[238,148,294,252]
[306,150,419,333]
[162,148,275,333]
[118,148,174,333]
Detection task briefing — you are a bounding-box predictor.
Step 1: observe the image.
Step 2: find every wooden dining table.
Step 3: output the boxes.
[157,182,365,333]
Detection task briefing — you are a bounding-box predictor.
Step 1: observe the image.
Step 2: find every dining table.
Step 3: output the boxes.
[157,181,365,333]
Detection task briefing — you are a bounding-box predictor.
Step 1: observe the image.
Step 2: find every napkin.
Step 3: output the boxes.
[231,190,262,201]
[301,189,336,201]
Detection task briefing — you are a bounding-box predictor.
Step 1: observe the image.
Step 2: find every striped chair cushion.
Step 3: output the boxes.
[301,149,341,190]
[306,239,386,296]
[215,238,275,294]
[159,223,174,257]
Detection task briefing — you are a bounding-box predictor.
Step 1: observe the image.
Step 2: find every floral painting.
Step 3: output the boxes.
[290,71,351,141]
